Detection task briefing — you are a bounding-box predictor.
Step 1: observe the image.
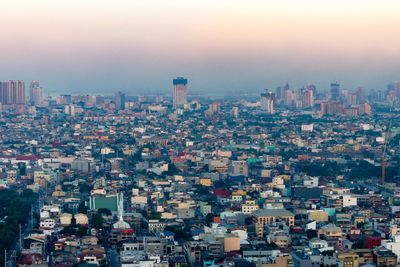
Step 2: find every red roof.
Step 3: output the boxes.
[16,155,42,160]
[213,216,221,223]
[17,254,44,265]
[121,229,135,234]
[214,189,231,198]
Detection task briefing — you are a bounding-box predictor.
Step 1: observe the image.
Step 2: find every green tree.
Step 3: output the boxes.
[91,214,104,229]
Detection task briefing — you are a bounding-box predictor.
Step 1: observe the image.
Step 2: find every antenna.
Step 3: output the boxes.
[19,224,22,252]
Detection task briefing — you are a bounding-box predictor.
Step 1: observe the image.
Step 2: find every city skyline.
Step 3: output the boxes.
[1,0,400,94]
[3,2,400,267]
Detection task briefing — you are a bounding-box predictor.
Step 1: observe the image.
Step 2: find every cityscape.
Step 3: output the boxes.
[0,77,400,267]
[1,1,400,267]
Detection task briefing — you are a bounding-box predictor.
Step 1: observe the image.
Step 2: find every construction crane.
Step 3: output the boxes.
[381,119,392,184]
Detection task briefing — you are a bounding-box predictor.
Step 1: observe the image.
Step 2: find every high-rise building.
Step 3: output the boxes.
[388,81,400,95]
[276,83,290,102]
[29,80,39,99]
[320,101,344,116]
[57,94,72,105]
[359,102,372,115]
[283,89,295,107]
[387,81,400,105]
[115,91,126,111]
[29,80,44,106]
[0,82,7,104]
[330,82,340,101]
[231,107,239,118]
[276,86,285,101]
[347,92,358,105]
[357,86,365,103]
[205,101,221,117]
[306,84,316,95]
[0,80,26,105]
[209,102,221,113]
[260,91,275,114]
[320,101,328,115]
[173,77,188,108]
[303,89,314,108]
[330,102,344,115]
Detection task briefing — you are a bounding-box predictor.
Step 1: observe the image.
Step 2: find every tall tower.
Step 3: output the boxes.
[303,89,314,108]
[330,82,340,101]
[260,90,275,114]
[357,86,365,103]
[0,81,7,104]
[173,77,188,108]
[12,80,26,104]
[0,80,25,105]
[29,80,44,106]
[115,91,126,111]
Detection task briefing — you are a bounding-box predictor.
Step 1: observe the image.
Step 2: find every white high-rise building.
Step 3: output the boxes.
[29,81,44,106]
[261,91,275,114]
[172,77,188,108]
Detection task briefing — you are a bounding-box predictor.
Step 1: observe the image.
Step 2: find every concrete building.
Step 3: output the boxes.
[172,77,188,108]
[253,209,295,227]
[261,91,276,114]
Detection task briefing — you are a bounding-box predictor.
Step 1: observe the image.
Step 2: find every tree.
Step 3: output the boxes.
[79,183,92,193]
[98,208,112,216]
[91,214,104,229]
[149,212,161,220]
[163,163,181,175]
[205,213,213,226]
[0,189,38,266]
[78,202,88,213]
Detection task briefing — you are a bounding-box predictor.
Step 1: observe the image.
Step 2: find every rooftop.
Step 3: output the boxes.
[253,209,294,217]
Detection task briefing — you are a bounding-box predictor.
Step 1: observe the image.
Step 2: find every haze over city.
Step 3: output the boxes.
[1,0,400,94]
[3,1,400,267]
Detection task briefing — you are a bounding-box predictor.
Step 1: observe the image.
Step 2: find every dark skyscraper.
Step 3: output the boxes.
[115,91,126,111]
[330,82,340,101]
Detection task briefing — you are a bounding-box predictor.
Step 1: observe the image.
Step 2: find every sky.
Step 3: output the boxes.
[0,0,399,95]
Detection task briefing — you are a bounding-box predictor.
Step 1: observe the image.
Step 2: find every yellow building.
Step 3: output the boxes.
[242,200,259,214]
[233,189,247,196]
[338,252,359,267]
[353,214,365,226]
[308,210,329,222]
[199,177,212,187]
[253,209,295,227]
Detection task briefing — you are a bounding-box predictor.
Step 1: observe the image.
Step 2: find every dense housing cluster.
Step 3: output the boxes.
[1,79,400,267]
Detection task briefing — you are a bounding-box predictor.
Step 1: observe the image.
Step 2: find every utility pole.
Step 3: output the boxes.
[30,205,34,230]
[19,224,22,252]
[11,251,16,267]
[382,120,392,184]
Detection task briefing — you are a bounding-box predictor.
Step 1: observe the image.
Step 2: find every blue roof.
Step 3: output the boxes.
[229,175,246,182]
[162,230,175,237]
[191,229,205,235]
[173,77,188,85]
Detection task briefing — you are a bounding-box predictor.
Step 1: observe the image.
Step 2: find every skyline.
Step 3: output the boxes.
[1,0,400,94]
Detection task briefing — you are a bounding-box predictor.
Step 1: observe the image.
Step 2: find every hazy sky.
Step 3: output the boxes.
[1,0,399,95]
